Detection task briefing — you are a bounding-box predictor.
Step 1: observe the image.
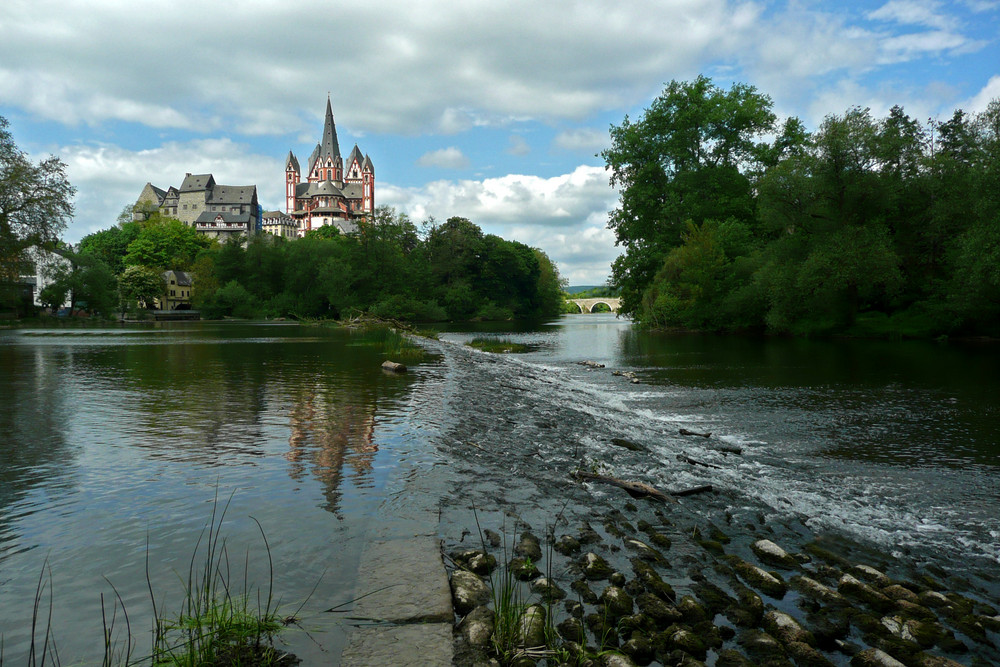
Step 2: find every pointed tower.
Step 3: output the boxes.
[308,96,343,183]
[362,154,375,212]
[285,151,300,214]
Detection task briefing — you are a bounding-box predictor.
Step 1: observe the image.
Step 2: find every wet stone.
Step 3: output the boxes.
[530,576,566,602]
[458,604,495,649]
[850,647,907,667]
[620,635,655,665]
[666,628,708,660]
[554,534,581,556]
[625,538,663,562]
[557,616,585,643]
[564,599,584,618]
[727,587,764,627]
[839,574,894,611]
[483,529,502,548]
[751,539,799,569]
[636,592,683,626]
[571,578,599,603]
[508,556,540,581]
[515,532,543,562]
[586,612,619,647]
[851,564,891,588]
[792,575,847,605]
[610,571,628,587]
[468,552,498,575]
[579,522,603,545]
[451,570,491,616]
[519,604,547,648]
[787,640,835,667]
[738,630,787,663]
[581,551,614,580]
[882,584,919,604]
[733,558,788,599]
[678,595,709,624]
[600,585,635,618]
[715,649,755,667]
[764,610,815,646]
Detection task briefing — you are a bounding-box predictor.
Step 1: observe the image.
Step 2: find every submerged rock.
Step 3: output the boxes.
[839,574,894,611]
[792,575,847,605]
[515,532,542,562]
[554,534,581,556]
[508,557,540,581]
[850,647,906,667]
[764,610,815,646]
[600,585,635,618]
[751,539,799,569]
[581,551,614,580]
[530,576,566,602]
[851,564,891,588]
[732,558,788,599]
[625,538,663,563]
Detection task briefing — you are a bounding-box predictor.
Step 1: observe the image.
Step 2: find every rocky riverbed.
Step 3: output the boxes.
[445,497,1000,666]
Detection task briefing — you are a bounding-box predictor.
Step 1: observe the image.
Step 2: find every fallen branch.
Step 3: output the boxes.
[679,428,711,438]
[572,471,677,504]
[677,454,722,470]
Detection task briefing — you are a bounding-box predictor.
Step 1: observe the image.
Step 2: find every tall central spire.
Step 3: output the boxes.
[320,95,341,160]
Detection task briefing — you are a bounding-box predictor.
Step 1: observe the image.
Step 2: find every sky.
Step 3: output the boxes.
[1,0,998,286]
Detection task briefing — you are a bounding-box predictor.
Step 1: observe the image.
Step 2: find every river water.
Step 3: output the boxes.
[1,316,998,664]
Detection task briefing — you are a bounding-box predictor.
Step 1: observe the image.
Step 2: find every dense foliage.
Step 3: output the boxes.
[73,205,564,321]
[0,116,75,313]
[605,77,1000,337]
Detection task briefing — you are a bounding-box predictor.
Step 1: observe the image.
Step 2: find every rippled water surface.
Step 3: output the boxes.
[2,317,998,664]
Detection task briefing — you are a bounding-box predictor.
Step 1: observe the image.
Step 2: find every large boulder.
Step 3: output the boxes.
[751,539,798,569]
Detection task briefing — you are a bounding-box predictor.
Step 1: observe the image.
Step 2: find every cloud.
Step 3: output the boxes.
[506,135,530,156]
[416,147,470,169]
[553,128,608,154]
[380,164,619,284]
[966,75,1000,112]
[868,0,957,30]
[57,139,283,241]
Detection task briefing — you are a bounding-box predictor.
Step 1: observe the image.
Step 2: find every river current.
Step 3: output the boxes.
[0,316,997,664]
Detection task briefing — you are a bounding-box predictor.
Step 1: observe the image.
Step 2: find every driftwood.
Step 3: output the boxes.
[381,360,407,373]
[677,454,722,470]
[573,471,676,504]
[679,428,711,438]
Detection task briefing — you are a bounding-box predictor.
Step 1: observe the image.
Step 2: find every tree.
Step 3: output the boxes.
[42,251,118,316]
[123,216,214,270]
[602,77,778,316]
[0,116,76,282]
[79,218,142,275]
[118,264,164,311]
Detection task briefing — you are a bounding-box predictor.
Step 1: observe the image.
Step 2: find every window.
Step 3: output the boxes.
[170,290,175,296]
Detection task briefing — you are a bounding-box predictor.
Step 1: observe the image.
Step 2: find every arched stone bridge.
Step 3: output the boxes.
[569,297,622,313]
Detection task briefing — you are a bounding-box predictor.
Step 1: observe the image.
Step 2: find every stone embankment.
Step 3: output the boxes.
[445,507,999,666]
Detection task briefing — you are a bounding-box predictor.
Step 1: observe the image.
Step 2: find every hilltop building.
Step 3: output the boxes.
[284,98,375,236]
[135,174,260,242]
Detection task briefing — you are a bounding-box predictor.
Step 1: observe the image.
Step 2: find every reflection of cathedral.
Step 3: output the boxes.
[286,386,377,515]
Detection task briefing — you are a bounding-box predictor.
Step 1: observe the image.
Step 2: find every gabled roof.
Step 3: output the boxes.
[347,144,363,168]
[208,185,258,204]
[180,173,215,192]
[162,270,193,286]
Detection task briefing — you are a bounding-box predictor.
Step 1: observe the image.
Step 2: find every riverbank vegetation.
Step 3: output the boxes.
[56,207,565,322]
[605,76,1000,338]
[467,337,530,353]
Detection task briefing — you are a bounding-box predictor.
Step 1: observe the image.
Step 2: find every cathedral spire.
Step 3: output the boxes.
[320,95,341,161]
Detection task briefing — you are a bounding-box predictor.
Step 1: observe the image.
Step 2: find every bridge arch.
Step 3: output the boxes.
[569,297,621,314]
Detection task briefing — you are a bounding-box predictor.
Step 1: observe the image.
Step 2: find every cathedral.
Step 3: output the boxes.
[285,98,375,235]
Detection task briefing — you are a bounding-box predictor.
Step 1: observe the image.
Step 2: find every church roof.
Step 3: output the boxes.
[285,151,300,173]
[347,144,363,168]
[180,173,215,193]
[318,96,341,162]
[296,180,350,198]
[363,154,375,176]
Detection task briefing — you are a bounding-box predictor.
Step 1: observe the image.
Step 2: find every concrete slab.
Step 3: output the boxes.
[351,536,453,624]
[339,623,453,667]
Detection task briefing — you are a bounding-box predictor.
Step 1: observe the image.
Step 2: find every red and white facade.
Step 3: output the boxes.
[285,98,375,236]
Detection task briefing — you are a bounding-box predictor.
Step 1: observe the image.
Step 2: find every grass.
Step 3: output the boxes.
[467,337,529,354]
[347,323,428,361]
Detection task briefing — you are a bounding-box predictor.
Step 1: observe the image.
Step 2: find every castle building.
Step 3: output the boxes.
[285,98,375,236]
[135,174,260,242]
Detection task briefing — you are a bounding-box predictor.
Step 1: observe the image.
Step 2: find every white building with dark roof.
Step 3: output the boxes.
[284,97,375,236]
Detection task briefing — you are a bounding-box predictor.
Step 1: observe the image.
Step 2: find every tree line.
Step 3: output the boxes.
[57,206,565,321]
[604,76,1000,337]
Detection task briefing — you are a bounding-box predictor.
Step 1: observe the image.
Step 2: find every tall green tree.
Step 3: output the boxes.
[0,116,75,283]
[602,76,779,316]
[123,215,214,270]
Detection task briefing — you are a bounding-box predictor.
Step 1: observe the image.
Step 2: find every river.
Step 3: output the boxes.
[1,315,997,665]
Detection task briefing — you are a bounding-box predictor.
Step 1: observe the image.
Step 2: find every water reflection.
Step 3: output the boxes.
[287,384,377,515]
